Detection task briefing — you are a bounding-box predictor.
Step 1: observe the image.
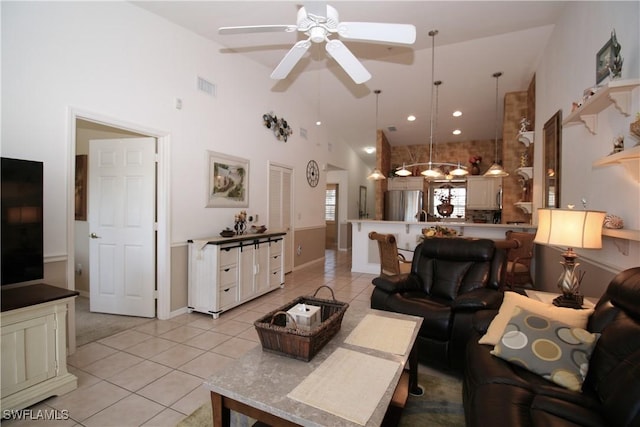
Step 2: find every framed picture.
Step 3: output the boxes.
[596,37,613,84]
[75,155,88,220]
[543,110,562,208]
[206,151,249,208]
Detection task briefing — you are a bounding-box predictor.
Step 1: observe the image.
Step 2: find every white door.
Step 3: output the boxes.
[89,138,156,317]
[269,164,293,273]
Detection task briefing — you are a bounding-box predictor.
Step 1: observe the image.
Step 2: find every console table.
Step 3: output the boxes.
[1,284,79,411]
[188,231,286,318]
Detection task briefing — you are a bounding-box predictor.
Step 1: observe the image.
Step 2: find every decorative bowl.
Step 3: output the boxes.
[220,230,235,238]
[251,225,267,234]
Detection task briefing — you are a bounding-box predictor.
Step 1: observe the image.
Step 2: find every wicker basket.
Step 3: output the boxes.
[254,286,349,362]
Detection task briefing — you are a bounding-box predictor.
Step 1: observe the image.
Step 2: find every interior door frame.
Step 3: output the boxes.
[67,109,171,329]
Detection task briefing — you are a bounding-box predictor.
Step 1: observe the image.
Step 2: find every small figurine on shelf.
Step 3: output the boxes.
[611,134,624,155]
[234,210,247,235]
[519,151,529,168]
[519,117,530,133]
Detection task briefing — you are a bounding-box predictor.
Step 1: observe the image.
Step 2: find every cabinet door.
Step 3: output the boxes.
[466,177,501,209]
[239,244,255,300]
[1,313,56,397]
[254,241,269,293]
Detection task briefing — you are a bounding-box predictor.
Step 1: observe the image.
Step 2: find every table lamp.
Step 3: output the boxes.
[534,208,606,308]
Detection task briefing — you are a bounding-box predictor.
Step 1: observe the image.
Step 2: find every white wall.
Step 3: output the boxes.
[1,2,369,261]
[534,1,639,275]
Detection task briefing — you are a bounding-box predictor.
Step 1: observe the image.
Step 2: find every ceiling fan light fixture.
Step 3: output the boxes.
[221,4,415,84]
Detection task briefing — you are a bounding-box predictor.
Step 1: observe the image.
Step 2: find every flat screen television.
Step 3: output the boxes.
[1,157,44,285]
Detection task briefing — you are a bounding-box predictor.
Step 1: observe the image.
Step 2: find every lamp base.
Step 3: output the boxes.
[552,293,584,309]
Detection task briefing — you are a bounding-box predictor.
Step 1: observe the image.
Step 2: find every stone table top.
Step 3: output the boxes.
[203,306,422,427]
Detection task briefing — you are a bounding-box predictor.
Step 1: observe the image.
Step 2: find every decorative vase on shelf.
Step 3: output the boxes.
[437,203,454,217]
[470,164,480,175]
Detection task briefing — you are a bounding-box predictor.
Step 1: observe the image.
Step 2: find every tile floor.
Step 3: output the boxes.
[4,250,377,427]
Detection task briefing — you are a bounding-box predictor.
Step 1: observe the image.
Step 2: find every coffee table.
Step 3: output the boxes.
[204,307,422,427]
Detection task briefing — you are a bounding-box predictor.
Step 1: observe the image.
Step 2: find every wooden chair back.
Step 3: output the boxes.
[368,231,411,276]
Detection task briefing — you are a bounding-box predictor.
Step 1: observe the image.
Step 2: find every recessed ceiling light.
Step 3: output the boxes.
[407,115,416,122]
[453,111,462,117]
[364,146,376,154]
[452,129,462,135]
[316,120,322,126]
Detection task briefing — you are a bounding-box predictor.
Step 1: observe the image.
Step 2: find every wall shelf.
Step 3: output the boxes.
[592,145,640,182]
[602,227,640,255]
[562,79,640,135]
[515,167,533,180]
[514,202,532,214]
[517,131,534,147]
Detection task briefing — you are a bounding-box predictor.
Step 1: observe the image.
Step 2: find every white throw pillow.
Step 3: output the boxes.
[478,291,594,346]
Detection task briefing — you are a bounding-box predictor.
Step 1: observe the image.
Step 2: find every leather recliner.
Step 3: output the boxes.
[370,237,507,370]
[463,266,640,427]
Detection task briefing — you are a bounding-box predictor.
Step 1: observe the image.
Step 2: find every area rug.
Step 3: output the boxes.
[75,296,152,346]
[177,367,464,427]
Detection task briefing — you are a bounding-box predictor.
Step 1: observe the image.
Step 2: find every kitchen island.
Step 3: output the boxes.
[349,219,536,274]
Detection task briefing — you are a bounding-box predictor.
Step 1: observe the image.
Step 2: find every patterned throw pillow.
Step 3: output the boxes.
[478,291,593,346]
[490,306,600,392]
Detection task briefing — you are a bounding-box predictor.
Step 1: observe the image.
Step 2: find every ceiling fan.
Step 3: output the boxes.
[219,2,416,84]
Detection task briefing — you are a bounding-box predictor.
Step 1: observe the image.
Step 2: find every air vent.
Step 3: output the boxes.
[387,126,397,132]
[197,76,216,97]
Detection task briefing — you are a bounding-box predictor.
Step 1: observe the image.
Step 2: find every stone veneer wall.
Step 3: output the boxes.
[503,90,532,224]
[384,75,537,225]
[374,129,391,220]
[389,139,497,177]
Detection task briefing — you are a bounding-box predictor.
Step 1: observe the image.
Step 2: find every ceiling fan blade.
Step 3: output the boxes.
[270,40,311,80]
[337,22,417,44]
[303,1,327,19]
[325,39,371,84]
[219,25,297,35]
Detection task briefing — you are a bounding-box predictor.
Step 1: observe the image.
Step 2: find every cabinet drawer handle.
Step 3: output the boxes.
[223,288,231,292]
[224,268,231,272]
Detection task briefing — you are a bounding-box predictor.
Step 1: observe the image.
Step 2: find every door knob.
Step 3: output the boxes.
[90,233,101,239]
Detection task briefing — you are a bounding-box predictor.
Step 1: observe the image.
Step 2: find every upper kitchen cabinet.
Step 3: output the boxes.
[466,176,502,210]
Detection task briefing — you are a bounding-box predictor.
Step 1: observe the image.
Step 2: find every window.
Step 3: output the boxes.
[325,188,336,221]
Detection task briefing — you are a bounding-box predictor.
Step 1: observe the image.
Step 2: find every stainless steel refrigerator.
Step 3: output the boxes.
[385,190,424,222]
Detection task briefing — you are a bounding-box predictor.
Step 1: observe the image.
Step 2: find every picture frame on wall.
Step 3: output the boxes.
[206,151,249,208]
[75,155,88,220]
[596,37,613,85]
[543,110,562,209]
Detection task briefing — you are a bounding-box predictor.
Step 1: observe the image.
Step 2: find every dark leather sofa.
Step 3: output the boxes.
[371,237,506,370]
[463,266,640,427]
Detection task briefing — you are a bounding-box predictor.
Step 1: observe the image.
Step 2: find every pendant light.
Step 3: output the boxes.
[484,71,509,177]
[421,30,444,179]
[395,163,412,176]
[367,89,386,180]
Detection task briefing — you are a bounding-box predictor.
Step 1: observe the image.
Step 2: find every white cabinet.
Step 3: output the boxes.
[1,285,78,412]
[466,176,502,210]
[188,232,285,318]
[387,177,424,191]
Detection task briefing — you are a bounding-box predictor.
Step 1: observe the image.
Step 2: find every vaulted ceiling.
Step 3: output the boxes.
[132,1,566,166]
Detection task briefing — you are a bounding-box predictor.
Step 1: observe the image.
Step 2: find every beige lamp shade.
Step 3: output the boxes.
[534,208,606,249]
